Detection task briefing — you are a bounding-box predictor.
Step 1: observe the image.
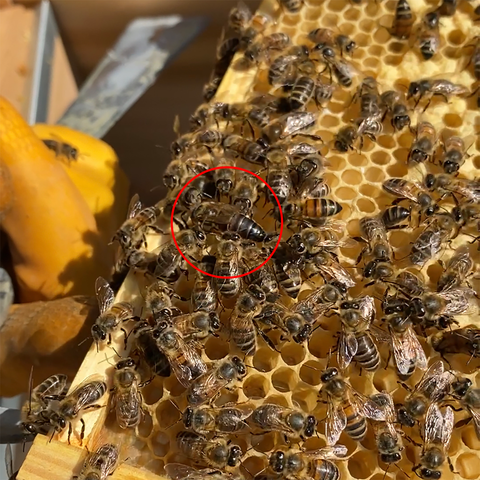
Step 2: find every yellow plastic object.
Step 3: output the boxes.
[0,97,112,302]
[32,124,130,247]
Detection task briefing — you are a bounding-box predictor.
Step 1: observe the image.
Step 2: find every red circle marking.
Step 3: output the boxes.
[170,166,284,279]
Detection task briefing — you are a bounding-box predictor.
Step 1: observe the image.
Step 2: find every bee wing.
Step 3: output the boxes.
[338,331,357,371]
[116,385,141,428]
[437,288,475,316]
[383,179,420,203]
[188,365,227,403]
[325,400,346,446]
[315,262,356,289]
[279,112,317,137]
[424,403,444,446]
[411,360,445,397]
[441,406,454,450]
[358,296,375,322]
[70,377,107,413]
[306,444,348,460]
[390,326,427,375]
[468,407,480,441]
[95,277,115,313]
[127,193,143,219]
[165,463,204,480]
[294,286,334,315]
[38,374,69,399]
[349,387,387,421]
[87,445,119,477]
[168,336,207,388]
[369,324,391,344]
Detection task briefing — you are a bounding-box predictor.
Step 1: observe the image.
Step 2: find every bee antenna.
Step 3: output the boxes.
[393,462,410,478]
[78,336,92,348]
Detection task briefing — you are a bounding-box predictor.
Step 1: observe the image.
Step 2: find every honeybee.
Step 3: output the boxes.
[334,125,358,152]
[408,78,469,109]
[228,2,252,34]
[111,357,144,429]
[416,11,440,60]
[242,33,291,66]
[144,280,183,322]
[91,277,134,347]
[292,224,357,256]
[431,326,480,359]
[165,464,243,480]
[305,252,357,290]
[152,324,207,388]
[231,172,260,215]
[320,367,387,444]
[436,0,457,16]
[191,202,266,242]
[268,446,347,480]
[76,444,119,480]
[381,205,411,228]
[223,134,265,165]
[278,0,304,12]
[183,405,251,435]
[397,360,454,427]
[450,376,480,438]
[382,296,428,378]
[308,28,356,56]
[170,312,221,341]
[214,233,243,298]
[370,393,404,468]
[260,112,319,147]
[132,321,171,377]
[439,136,468,174]
[163,158,209,190]
[270,241,304,298]
[452,203,480,230]
[289,75,316,111]
[354,77,382,121]
[409,214,456,266]
[203,76,223,103]
[437,245,473,292]
[230,284,266,356]
[314,80,336,106]
[112,194,161,252]
[42,139,78,161]
[191,255,218,313]
[283,198,343,225]
[383,178,437,217]
[293,153,328,194]
[177,431,243,469]
[407,122,436,163]
[390,0,415,39]
[251,403,317,439]
[21,373,68,435]
[426,174,480,203]
[268,54,301,86]
[413,404,454,479]
[265,148,294,206]
[395,271,426,297]
[48,377,107,444]
[186,356,247,406]
[338,296,382,372]
[380,90,411,131]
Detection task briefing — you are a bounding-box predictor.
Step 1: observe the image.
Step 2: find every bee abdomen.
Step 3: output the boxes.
[216,276,241,298]
[229,214,266,242]
[311,460,340,480]
[354,333,380,371]
[345,409,367,441]
[290,76,315,110]
[304,198,342,218]
[231,320,257,356]
[273,262,301,298]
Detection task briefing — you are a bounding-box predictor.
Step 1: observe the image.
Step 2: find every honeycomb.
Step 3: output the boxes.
[32,0,480,480]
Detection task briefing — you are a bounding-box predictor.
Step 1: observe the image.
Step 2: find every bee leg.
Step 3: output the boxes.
[79,418,86,446]
[67,422,73,445]
[447,456,459,474]
[148,225,167,236]
[138,376,154,388]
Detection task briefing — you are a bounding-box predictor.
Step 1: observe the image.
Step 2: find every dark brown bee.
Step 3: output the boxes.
[354,77,382,120]
[203,76,223,103]
[191,201,266,242]
[251,403,317,439]
[278,0,304,13]
[268,446,347,480]
[289,75,316,110]
[437,245,473,292]
[408,78,469,109]
[308,28,356,56]
[424,174,480,203]
[242,33,291,66]
[407,122,436,163]
[417,11,440,60]
[213,156,236,197]
[431,326,480,359]
[231,171,260,215]
[381,205,411,228]
[183,406,251,435]
[177,431,242,468]
[42,139,78,161]
[320,367,386,444]
[390,0,414,39]
[316,46,358,87]
[450,376,480,439]
[214,233,242,298]
[186,356,247,406]
[191,255,218,313]
[439,136,468,174]
[222,134,265,165]
[395,361,453,427]
[334,125,358,152]
[436,0,457,16]
[413,404,454,479]
[265,148,294,206]
[268,45,310,86]
[380,90,411,130]
[228,2,252,33]
[260,112,319,147]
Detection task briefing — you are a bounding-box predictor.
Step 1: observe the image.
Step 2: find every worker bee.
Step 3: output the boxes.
[397,354,448,424]
[382,296,428,378]
[76,444,119,480]
[186,356,247,406]
[152,324,207,388]
[112,194,161,252]
[291,224,357,256]
[450,376,480,438]
[48,377,107,444]
[228,2,252,34]
[268,54,300,86]
[413,404,454,479]
[380,90,411,131]
[231,171,260,215]
[191,201,266,242]
[304,252,356,292]
[313,45,358,87]
[265,148,294,206]
[395,271,425,297]
[203,76,223,103]
[314,79,336,106]
[452,204,480,230]
[436,0,457,16]
[283,198,343,226]
[437,245,473,292]
[144,280,184,322]
[370,393,404,468]
[409,214,456,266]
[438,135,468,174]
[91,277,134,347]
[320,367,387,444]
[191,255,218,313]
[431,326,480,360]
[212,156,236,198]
[338,296,381,372]
[111,357,144,429]
[269,241,304,298]
[242,33,291,67]
[308,28,356,56]
[289,75,316,111]
[407,122,436,163]
[132,322,171,377]
[169,311,221,341]
[424,174,480,203]
[177,432,242,469]
[416,11,440,60]
[293,153,328,194]
[163,158,209,190]
[354,77,382,121]
[222,135,265,165]
[408,78,469,109]
[42,139,78,161]
[251,403,317,439]
[230,284,266,356]
[268,446,347,480]
[260,112,319,147]
[390,0,415,39]
[334,125,358,152]
[21,373,69,435]
[214,233,243,298]
[381,205,411,228]
[183,406,251,435]
[383,178,437,217]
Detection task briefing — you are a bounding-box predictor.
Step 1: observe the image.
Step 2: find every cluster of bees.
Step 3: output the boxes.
[16,0,480,480]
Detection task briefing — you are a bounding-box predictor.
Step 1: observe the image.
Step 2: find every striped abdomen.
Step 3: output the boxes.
[303,198,342,218]
[309,459,340,480]
[273,260,301,298]
[344,403,367,441]
[353,332,380,371]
